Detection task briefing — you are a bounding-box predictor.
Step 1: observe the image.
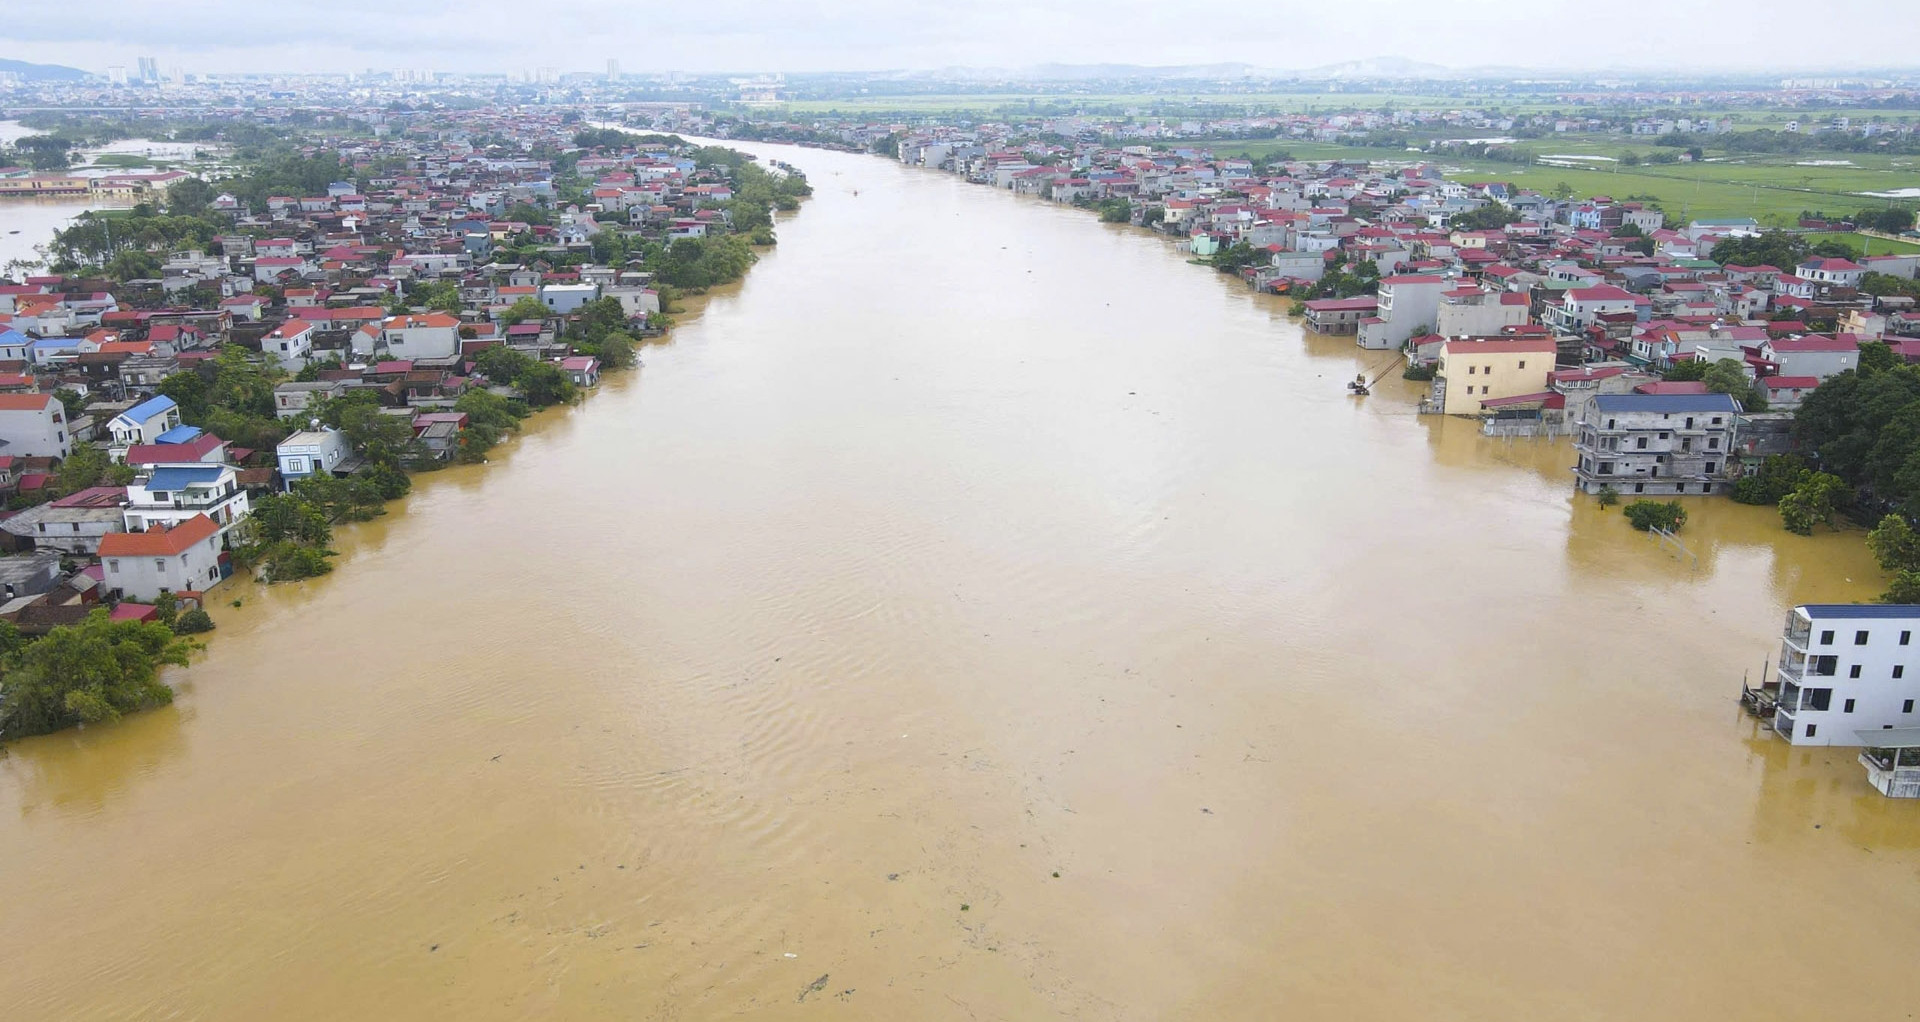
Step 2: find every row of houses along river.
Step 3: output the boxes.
[0,137,1915,1021]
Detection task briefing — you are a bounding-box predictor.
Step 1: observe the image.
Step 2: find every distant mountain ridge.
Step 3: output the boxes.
[0,58,91,81]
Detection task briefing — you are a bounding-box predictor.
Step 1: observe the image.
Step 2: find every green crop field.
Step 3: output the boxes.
[1802,231,1920,255]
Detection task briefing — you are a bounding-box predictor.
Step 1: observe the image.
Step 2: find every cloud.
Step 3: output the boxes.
[2,0,1917,74]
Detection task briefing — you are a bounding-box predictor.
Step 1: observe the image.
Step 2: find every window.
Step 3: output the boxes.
[1712,416,1722,425]
[1820,630,1834,645]
[1636,437,1648,449]
[1850,665,1863,679]
[1658,432,1670,440]
[1634,483,1645,493]
[107,559,119,573]
[1806,688,1833,711]
[1468,365,1476,375]
[1903,631,1912,646]
[1607,419,1617,430]
[1806,724,1818,738]
[1706,462,1718,474]
[153,559,165,571]
[1856,630,1870,645]
[1897,666,1906,679]
[1685,417,1695,429]
[1812,656,1838,676]
[1844,698,1856,713]
[1906,700,1915,714]
[1518,360,1526,369]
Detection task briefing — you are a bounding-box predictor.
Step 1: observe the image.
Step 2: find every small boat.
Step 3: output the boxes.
[1346,373,1370,396]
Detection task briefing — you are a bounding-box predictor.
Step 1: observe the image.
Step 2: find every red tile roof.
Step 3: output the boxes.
[99,514,218,557]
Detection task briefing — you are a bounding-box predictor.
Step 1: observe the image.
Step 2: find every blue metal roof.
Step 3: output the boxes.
[29,336,81,349]
[1591,393,1741,413]
[144,465,226,492]
[154,425,204,445]
[119,395,178,423]
[1801,604,1920,619]
[0,327,26,345]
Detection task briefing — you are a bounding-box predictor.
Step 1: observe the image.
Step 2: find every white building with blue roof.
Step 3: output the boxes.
[108,395,182,455]
[1771,605,1920,755]
[124,462,249,535]
[0,328,29,362]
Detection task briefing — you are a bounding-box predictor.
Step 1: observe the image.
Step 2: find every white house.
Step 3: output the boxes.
[1769,605,1920,748]
[0,392,72,460]
[107,395,182,453]
[380,313,462,360]
[124,463,250,535]
[1760,335,1858,381]
[1552,284,1640,333]
[540,283,600,314]
[1357,275,1447,351]
[261,319,315,369]
[99,514,225,601]
[1434,288,1531,338]
[1795,257,1866,290]
[276,427,351,489]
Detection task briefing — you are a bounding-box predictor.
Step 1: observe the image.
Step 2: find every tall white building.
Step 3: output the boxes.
[1771,605,1920,746]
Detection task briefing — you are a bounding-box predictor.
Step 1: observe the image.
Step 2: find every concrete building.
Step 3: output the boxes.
[107,395,182,453]
[1770,605,1920,751]
[0,392,72,460]
[1302,296,1376,335]
[1572,393,1740,495]
[1760,335,1859,381]
[276,428,352,489]
[1425,337,1557,415]
[1357,275,1447,350]
[261,319,315,370]
[1434,288,1531,338]
[99,514,225,601]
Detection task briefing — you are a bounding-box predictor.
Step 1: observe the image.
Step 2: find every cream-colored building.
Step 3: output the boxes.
[1428,338,1557,415]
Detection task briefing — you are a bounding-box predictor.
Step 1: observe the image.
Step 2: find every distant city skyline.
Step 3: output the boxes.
[5,0,1920,78]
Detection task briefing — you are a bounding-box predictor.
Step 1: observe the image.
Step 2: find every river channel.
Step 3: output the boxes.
[1,140,1916,1021]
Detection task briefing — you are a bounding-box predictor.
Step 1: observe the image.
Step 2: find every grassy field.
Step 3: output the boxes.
[1205,139,1920,223]
[1802,231,1920,255]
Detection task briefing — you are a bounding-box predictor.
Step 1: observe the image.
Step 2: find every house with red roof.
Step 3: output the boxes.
[99,515,225,601]
[1760,334,1859,381]
[0,392,71,459]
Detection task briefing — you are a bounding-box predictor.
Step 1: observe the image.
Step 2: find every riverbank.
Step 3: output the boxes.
[7,134,1916,1022]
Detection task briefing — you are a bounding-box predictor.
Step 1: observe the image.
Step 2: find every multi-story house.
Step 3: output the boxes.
[99,513,226,601]
[1770,606,1920,760]
[1571,393,1739,496]
[1425,337,1556,415]
[1357,274,1446,351]
[124,462,250,536]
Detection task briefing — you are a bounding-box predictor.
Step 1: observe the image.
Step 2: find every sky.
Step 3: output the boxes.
[5,0,1919,77]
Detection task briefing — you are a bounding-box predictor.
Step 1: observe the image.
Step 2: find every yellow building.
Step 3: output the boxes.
[1429,337,1558,416]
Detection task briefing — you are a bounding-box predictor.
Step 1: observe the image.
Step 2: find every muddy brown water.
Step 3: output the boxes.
[2,141,1915,1021]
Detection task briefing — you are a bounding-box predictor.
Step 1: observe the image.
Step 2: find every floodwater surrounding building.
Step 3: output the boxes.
[1,141,1917,1021]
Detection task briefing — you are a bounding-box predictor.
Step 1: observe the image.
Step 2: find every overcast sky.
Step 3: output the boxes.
[6,0,1918,76]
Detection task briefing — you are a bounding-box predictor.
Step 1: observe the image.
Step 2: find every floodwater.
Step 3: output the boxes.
[0,120,138,269]
[3,141,1917,1021]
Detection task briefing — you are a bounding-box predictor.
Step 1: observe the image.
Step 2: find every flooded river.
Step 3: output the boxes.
[3,141,1917,1021]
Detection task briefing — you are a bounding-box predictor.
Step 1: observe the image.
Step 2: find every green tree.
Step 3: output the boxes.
[514,361,577,407]
[473,345,535,383]
[1731,454,1808,505]
[1662,359,1710,382]
[167,177,217,217]
[1778,472,1849,535]
[0,610,195,738]
[250,492,333,544]
[1623,499,1688,532]
[1701,358,1766,410]
[105,249,162,281]
[501,296,549,325]
[1868,514,1920,576]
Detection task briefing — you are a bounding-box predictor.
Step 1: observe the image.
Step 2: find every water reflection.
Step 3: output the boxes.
[2,703,189,818]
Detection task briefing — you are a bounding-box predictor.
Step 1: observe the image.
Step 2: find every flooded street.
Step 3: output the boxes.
[3,141,1917,1020]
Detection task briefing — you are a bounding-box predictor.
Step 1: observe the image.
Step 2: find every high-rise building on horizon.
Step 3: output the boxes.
[607,59,620,81]
[137,56,158,82]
